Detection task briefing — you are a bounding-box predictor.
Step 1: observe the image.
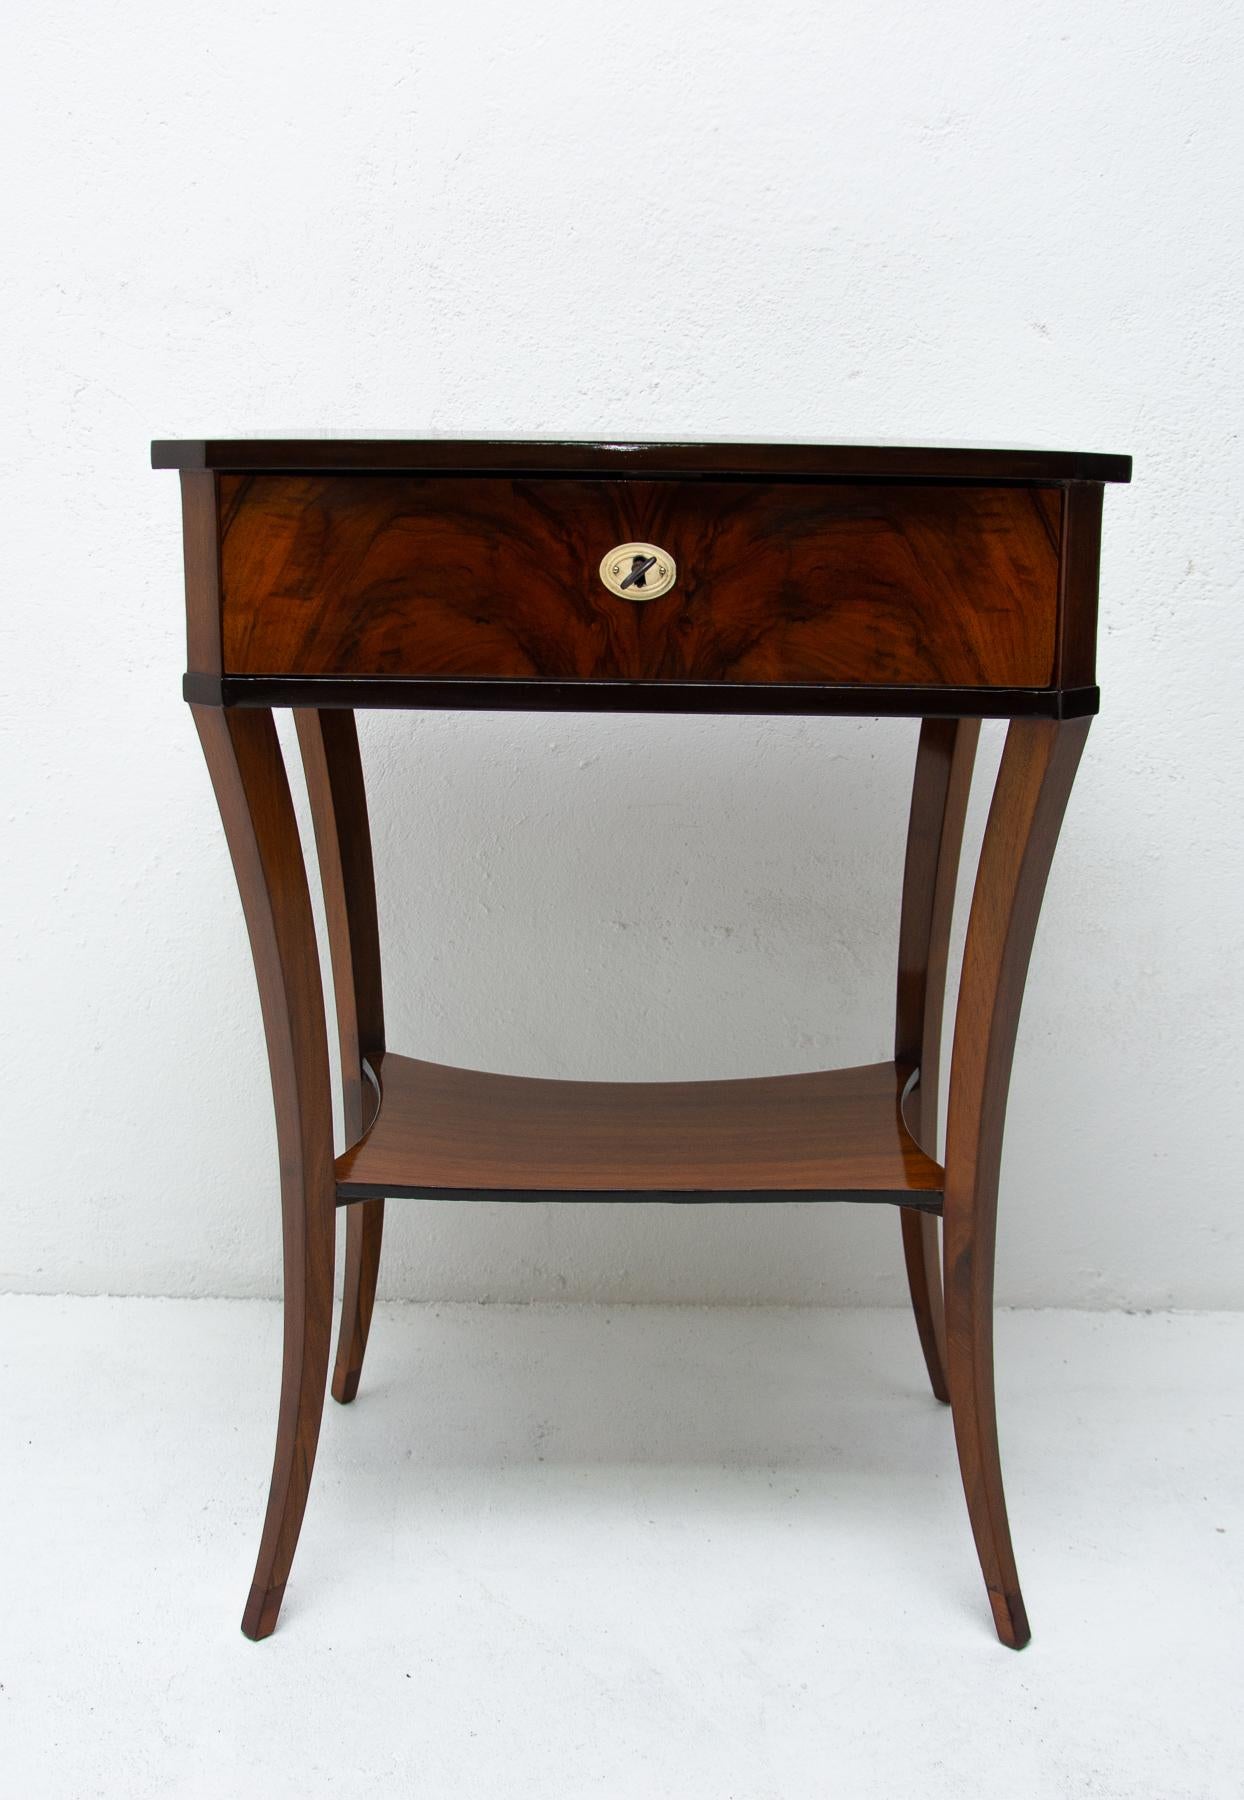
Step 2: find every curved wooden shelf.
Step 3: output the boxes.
[335,1053,943,1207]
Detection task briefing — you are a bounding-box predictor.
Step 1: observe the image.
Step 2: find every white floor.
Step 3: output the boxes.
[1,1300,1241,1798]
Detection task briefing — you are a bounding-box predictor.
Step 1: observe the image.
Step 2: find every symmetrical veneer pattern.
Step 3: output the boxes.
[218,476,1062,690]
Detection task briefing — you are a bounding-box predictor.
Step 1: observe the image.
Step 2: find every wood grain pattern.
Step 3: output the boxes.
[217,476,1062,690]
[335,1054,943,1203]
[896,717,981,1403]
[943,715,1090,1649]
[164,440,1120,1647]
[294,710,386,1406]
[180,472,222,675]
[1054,482,1105,688]
[192,706,336,1643]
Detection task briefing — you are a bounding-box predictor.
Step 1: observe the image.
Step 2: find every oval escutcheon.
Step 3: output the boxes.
[599,542,677,602]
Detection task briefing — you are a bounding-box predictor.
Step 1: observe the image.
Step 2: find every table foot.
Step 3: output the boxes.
[241,1581,286,1643]
[332,1198,384,1404]
[901,1209,950,1403]
[988,1584,1032,1651]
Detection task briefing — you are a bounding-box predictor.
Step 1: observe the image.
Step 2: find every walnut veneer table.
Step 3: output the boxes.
[155,436,1130,1646]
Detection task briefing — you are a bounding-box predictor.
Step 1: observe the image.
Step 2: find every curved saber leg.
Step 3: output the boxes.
[895,718,980,1401]
[294,710,386,1406]
[943,716,1089,1648]
[194,706,336,1641]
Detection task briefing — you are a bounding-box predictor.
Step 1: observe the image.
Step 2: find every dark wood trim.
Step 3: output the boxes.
[153,438,1132,484]
[184,673,1101,720]
[1054,483,1105,689]
[336,1182,943,1209]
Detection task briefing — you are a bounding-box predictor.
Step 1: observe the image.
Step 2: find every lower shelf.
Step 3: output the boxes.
[334,1054,943,1209]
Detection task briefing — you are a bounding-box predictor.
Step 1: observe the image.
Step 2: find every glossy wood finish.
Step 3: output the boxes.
[1054,482,1106,689]
[180,472,222,676]
[294,711,386,1405]
[943,716,1090,1648]
[192,706,335,1641]
[336,1055,943,1205]
[188,671,1101,720]
[154,437,1132,484]
[166,438,1122,1648]
[896,717,981,1403]
[217,476,1061,691]
[903,1210,949,1401]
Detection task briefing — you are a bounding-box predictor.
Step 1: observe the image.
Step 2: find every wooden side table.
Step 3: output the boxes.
[154,437,1130,1646]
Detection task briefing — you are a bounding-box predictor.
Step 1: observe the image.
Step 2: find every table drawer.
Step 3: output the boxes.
[218,475,1062,689]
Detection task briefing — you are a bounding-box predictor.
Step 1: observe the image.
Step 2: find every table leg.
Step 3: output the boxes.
[896,718,980,1401]
[294,710,386,1405]
[332,1200,385,1404]
[943,715,1090,1648]
[193,706,336,1640]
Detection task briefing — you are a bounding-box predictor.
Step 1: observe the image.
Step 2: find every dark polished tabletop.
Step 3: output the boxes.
[151,437,1132,483]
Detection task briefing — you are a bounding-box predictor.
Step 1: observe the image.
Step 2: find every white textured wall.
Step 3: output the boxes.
[2,0,1241,1306]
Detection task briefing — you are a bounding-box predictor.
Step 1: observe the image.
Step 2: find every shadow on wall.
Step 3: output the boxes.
[351,707,975,1085]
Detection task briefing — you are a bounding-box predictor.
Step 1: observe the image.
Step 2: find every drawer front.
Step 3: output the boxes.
[218,476,1061,688]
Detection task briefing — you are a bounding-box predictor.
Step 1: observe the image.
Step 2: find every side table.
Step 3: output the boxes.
[154,436,1130,1646]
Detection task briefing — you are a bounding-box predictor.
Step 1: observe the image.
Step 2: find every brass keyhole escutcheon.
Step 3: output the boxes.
[599,542,677,602]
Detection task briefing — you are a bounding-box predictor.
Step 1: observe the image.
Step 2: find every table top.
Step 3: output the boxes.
[151,437,1132,484]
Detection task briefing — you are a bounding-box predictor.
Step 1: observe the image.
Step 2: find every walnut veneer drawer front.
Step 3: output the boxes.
[218,474,1062,688]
